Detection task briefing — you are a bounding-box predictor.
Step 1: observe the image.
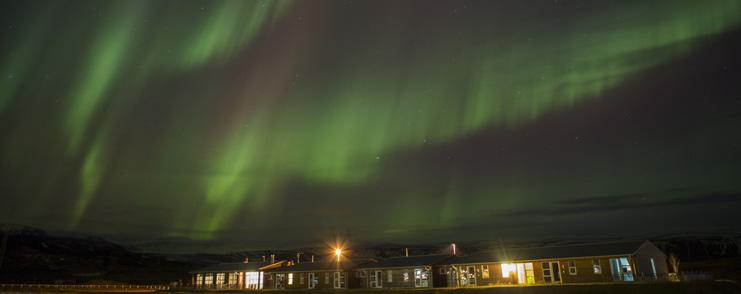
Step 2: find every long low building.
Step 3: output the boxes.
[188,240,668,290]
[440,240,668,287]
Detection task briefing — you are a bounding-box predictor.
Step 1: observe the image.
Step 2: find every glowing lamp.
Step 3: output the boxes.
[335,248,342,262]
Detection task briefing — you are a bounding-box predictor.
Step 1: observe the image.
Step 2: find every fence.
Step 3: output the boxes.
[680,271,714,282]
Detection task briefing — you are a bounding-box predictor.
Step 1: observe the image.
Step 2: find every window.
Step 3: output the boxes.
[325,272,329,284]
[403,270,410,282]
[246,272,262,290]
[593,259,602,274]
[439,267,445,274]
[501,263,516,278]
[229,272,239,285]
[387,270,393,282]
[288,273,294,285]
[568,261,577,275]
[205,274,213,285]
[370,271,381,288]
[482,265,490,279]
[196,274,203,286]
[216,273,225,285]
[300,273,304,284]
[542,262,551,282]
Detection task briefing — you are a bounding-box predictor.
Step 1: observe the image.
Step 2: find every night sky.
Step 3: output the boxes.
[1,0,741,251]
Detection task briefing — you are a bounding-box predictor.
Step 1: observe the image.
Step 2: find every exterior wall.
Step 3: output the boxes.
[191,272,250,289]
[264,273,275,289]
[432,265,448,287]
[266,271,352,290]
[445,256,640,287]
[551,258,615,283]
[531,257,631,284]
[444,263,508,287]
[357,267,435,289]
[191,272,244,289]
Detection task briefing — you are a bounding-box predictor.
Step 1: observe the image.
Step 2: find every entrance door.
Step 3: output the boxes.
[466,265,476,286]
[333,272,345,289]
[447,267,458,287]
[308,273,316,289]
[524,263,535,285]
[610,257,634,282]
[276,273,286,289]
[370,270,382,288]
[542,262,561,284]
[414,268,429,287]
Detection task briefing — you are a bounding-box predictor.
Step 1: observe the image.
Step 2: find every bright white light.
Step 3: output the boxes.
[501,263,516,278]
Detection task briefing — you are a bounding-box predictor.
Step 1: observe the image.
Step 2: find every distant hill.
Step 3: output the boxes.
[0,226,199,284]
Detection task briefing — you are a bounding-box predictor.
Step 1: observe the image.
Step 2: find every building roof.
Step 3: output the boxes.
[190,261,281,274]
[443,240,648,265]
[356,254,453,270]
[266,260,359,273]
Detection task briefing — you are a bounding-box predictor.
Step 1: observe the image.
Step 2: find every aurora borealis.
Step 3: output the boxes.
[1,0,741,251]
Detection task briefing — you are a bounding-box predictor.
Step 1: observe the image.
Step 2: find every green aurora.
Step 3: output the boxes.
[1,0,741,248]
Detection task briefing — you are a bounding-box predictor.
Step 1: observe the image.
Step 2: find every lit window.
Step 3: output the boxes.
[216,273,225,285]
[288,273,294,285]
[482,265,490,279]
[196,274,203,286]
[568,261,577,275]
[593,259,602,274]
[205,274,213,285]
[387,270,393,282]
[501,263,516,278]
[229,272,239,285]
[403,270,410,282]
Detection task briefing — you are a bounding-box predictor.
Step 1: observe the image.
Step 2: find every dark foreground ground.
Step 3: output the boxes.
[2,282,740,294]
[174,283,739,294]
[223,282,739,294]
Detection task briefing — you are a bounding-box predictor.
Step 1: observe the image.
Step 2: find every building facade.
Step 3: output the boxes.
[264,260,359,290]
[190,260,287,290]
[188,240,668,290]
[440,240,668,287]
[355,254,452,289]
